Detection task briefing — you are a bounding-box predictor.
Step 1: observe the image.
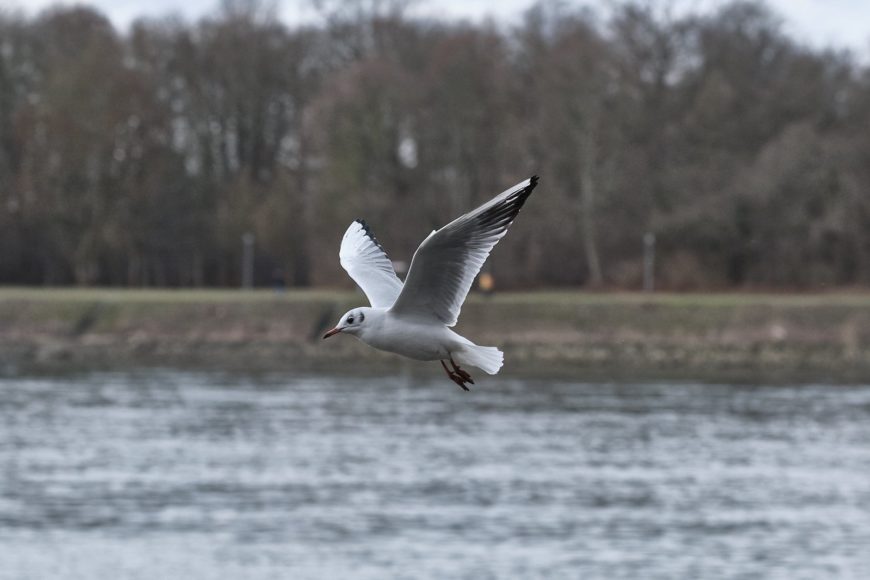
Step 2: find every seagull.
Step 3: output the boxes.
[323,176,539,390]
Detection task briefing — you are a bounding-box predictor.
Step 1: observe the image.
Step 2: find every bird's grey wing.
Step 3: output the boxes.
[390,176,538,326]
[339,220,403,308]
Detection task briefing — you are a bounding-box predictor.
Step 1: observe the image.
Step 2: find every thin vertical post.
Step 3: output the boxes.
[242,232,255,289]
[643,232,656,293]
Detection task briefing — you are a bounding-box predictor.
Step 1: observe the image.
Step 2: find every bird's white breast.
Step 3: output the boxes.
[359,313,452,361]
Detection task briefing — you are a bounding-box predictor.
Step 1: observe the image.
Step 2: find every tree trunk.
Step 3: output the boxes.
[292,111,314,287]
[192,249,204,287]
[127,252,140,286]
[579,128,603,287]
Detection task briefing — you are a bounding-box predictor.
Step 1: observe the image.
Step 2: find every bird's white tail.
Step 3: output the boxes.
[455,344,504,375]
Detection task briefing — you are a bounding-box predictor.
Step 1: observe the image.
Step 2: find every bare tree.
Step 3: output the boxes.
[0,0,867,289]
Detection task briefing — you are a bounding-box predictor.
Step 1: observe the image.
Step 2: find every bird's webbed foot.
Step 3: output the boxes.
[441,360,472,391]
[449,357,474,384]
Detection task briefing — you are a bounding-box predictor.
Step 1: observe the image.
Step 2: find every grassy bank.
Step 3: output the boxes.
[1,288,869,381]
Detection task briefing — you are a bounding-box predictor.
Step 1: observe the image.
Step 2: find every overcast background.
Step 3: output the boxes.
[2,0,869,56]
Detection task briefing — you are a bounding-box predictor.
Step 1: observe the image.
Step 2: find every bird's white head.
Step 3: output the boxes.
[323,307,372,339]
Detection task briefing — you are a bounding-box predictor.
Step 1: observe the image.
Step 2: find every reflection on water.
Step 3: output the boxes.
[0,371,868,579]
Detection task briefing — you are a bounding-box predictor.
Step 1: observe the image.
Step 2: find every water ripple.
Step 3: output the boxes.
[1,372,868,579]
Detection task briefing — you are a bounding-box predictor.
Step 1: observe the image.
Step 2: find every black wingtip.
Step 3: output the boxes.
[519,175,539,200]
[474,175,540,230]
[354,218,388,254]
[515,174,539,204]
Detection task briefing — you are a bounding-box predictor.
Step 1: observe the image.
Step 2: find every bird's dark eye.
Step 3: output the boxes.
[346,316,354,324]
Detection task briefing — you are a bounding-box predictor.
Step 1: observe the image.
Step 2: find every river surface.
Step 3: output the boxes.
[0,371,868,579]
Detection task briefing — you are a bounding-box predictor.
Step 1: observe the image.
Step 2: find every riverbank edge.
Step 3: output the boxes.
[2,289,869,382]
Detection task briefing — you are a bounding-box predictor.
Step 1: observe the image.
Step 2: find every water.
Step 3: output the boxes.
[0,371,868,579]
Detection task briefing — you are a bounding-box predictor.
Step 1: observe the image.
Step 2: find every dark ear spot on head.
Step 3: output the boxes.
[360,312,365,322]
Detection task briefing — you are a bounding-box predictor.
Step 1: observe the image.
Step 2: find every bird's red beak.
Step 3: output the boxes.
[322,327,341,339]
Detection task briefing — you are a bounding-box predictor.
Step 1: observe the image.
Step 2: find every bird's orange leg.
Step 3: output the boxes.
[441,360,470,391]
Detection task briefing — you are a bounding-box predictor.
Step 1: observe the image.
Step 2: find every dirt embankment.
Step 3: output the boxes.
[2,289,869,381]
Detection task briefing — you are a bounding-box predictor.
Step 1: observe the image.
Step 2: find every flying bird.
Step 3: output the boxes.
[323,176,539,390]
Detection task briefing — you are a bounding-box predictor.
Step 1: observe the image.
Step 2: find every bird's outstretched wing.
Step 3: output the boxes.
[339,219,404,308]
[390,176,538,326]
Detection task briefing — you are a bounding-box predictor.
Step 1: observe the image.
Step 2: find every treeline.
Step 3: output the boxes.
[1,0,869,289]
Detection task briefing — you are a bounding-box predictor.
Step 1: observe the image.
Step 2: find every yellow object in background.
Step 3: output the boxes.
[479,272,494,294]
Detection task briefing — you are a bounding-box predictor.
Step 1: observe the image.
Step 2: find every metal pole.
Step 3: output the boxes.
[242,232,255,289]
[643,232,656,293]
